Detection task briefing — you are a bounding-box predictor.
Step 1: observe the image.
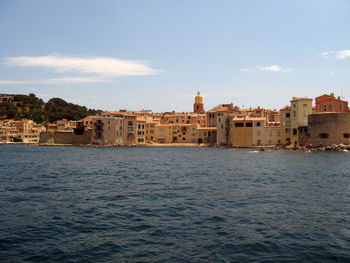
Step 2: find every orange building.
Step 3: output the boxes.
[315,93,350,113]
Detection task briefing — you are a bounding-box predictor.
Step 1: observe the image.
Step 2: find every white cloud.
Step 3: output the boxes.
[335,50,350,59]
[1,54,162,85]
[0,77,112,85]
[241,65,293,73]
[320,51,334,58]
[326,70,336,76]
[321,49,350,59]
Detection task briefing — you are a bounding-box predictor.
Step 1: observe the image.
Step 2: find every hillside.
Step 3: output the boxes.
[0,93,101,123]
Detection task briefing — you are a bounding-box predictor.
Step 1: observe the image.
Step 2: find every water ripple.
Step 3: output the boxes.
[0,145,349,262]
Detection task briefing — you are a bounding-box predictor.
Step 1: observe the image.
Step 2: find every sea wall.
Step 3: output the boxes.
[308,113,350,146]
[39,130,92,145]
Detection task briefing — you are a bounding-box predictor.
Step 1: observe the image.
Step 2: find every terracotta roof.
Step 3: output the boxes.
[197,127,217,131]
[233,116,266,121]
[290,97,312,102]
[280,106,290,111]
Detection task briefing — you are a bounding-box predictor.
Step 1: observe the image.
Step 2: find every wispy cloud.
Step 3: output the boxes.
[320,49,350,59]
[0,54,162,85]
[326,70,336,76]
[241,65,293,73]
[4,54,162,77]
[0,77,112,85]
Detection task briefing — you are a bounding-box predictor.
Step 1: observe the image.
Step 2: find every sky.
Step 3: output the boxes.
[0,0,349,112]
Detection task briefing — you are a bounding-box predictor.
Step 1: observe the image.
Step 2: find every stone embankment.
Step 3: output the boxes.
[284,144,350,152]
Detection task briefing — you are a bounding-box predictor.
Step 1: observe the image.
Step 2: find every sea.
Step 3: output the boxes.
[0,145,349,262]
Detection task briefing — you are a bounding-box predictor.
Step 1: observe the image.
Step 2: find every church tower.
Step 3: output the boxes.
[193,91,204,113]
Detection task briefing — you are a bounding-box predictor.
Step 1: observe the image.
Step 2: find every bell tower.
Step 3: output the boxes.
[193,91,204,113]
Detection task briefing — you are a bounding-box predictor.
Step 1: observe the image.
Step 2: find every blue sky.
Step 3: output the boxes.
[0,0,349,112]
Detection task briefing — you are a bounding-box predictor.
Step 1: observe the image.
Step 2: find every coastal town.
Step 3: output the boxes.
[1,92,350,149]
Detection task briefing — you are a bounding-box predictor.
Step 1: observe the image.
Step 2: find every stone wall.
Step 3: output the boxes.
[308,113,350,146]
[39,129,92,145]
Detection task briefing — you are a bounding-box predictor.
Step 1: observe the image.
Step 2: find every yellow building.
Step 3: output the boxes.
[231,117,253,147]
[290,97,313,145]
[145,121,157,142]
[155,124,173,143]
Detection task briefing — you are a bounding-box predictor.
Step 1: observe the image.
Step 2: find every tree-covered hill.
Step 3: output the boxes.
[0,93,101,123]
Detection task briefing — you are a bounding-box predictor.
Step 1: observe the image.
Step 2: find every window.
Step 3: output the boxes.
[248,131,252,136]
[319,133,329,138]
[246,122,252,127]
[303,104,307,107]
[128,121,133,126]
[257,130,261,136]
[277,131,280,136]
[220,124,224,128]
[293,111,296,117]
[235,123,244,127]
[256,122,261,127]
[329,104,333,110]
[293,129,297,135]
[344,133,350,138]
[340,104,343,110]
[303,110,307,116]
[116,120,118,124]
[286,113,290,118]
[293,119,296,125]
[269,131,272,137]
[237,131,241,136]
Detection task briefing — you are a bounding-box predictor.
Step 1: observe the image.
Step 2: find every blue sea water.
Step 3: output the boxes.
[0,145,349,262]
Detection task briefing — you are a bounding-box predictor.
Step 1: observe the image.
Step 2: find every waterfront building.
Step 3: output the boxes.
[229,116,280,147]
[280,97,313,145]
[230,116,253,147]
[145,121,157,142]
[315,93,350,113]
[155,124,173,143]
[0,119,45,143]
[136,117,146,143]
[308,112,350,146]
[280,106,291,145]
[290,97,313,145]
[207,103,239,145]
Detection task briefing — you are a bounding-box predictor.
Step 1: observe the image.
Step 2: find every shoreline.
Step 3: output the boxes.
[3,142,349,152]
